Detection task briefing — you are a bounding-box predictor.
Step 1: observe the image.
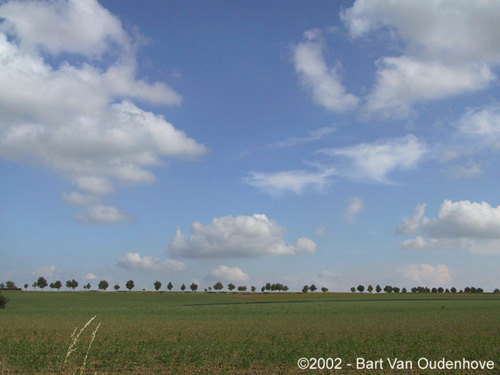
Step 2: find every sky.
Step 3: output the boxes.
[1,0,500,292]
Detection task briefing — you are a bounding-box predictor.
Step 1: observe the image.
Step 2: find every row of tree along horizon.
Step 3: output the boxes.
[1,278,499,294]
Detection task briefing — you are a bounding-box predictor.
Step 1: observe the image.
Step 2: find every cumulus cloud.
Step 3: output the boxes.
[342,0,500,118]
[206,265,250,282]
[293,29,359,112]
[0,0,207,218]
[398,200,500,254]
[76,204,135,223]
[117,252,185,272]
[398,264,452,286]
[243,169,335,196]
[0,0,128,57]
[318,135,426,183]
[396,203,426,234]
[168,214,317,259]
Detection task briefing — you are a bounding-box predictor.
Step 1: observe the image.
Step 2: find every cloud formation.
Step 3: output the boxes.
[168,214,317,258]
[117,252,185,272]
[293,29,359,112]
[344,196,365,224]
[243,169,335,196]
[0,0,207,219]
[206,265,250,282]
[342,0,500,118]
[398,263,452,286]
[398,200,500,254]
[319,135,426,183]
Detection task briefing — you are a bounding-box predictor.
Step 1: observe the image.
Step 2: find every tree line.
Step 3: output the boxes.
[1,279,499,295]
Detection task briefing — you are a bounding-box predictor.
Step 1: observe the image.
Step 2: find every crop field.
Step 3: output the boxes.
[1,291,500,374]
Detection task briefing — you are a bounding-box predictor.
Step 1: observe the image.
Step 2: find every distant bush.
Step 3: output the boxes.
[0,292,8,309]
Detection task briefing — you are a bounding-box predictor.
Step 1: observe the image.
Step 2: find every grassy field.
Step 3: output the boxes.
[1,291,499,374]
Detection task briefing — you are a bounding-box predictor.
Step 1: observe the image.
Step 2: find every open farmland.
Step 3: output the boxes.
[1,291,500,374]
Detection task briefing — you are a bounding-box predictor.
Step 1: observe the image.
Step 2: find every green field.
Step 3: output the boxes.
[1,291,500,374]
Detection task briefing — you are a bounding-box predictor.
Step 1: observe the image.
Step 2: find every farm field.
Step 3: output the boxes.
[1,291,500,374]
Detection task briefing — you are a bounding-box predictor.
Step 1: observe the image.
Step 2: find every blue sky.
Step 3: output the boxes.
[1,0,500,292]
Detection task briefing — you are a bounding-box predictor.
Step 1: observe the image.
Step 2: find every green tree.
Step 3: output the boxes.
[251,286,256,292]
[5,281,16,289]
[227,283,235,292]
[376,284,382,293]
[181,284,186,292]
[310,284,317,292]
[367,285,373,293]
[384,285,393,293]
[302,285,309,293]
[0,292,8,309]
[261,286,265,292]
[351,287,356,293]
[214,281,223,292]
[66,279,78,291]
[32,282,37,290]
[237,285,247,292]
[114,284,120,291]
[126,280,135,291]
[321,287,329,293]
[167,282,173,292]
[84,283,91,290]
[24,283,28,290]
[53,280,62,291]
[36,276,48,291]
[190,283,198,292]
[357,285,365,293]
[154,281,162,291]
[451,287,457,293]
[98,280,109,291]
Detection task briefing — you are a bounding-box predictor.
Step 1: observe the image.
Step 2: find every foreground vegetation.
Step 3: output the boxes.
[1,291,499,374]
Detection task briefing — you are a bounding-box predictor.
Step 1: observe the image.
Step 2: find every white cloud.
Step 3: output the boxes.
[396,203,426,234]
[458,106,500,140]
[243,168,335,196]
[0,0,129,57]
[398,200,500,254]
[63,192,97,206]
[168,214,317,259]
[424,200,500,240]
[446,160,483,179]
[85,272,98,280]
[207,265,250,282]
[342,0,500,118]
[293,29,359,112]
[77,204,135,223]
[344,196,365,224]
[365,57,493,118]
[319,135,426,183]
[398,264,452,286]
[117,252,185,272]
[0,0,206,213]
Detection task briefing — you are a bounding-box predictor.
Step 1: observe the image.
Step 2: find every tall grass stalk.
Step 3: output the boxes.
[78,321,101,375]
[58,315,98,375]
